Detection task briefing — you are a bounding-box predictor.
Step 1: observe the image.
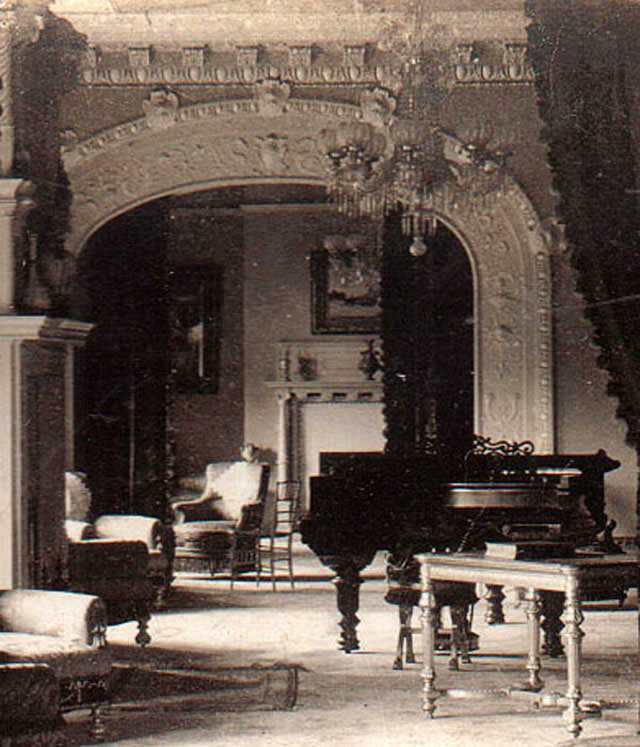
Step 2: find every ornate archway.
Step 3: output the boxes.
[63,96,553,452]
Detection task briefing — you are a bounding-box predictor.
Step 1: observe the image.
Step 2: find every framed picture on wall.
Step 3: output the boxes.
[169,265,221,393]
[311,233,381,334]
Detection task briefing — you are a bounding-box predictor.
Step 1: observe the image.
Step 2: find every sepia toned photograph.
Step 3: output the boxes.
[0,1,638,745]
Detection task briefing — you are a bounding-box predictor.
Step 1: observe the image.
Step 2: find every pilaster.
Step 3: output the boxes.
[0,179,34,314]
[0,315,92,589]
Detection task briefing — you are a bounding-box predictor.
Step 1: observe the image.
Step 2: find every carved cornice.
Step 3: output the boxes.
[267,381,383,404]
[77,40,534,89]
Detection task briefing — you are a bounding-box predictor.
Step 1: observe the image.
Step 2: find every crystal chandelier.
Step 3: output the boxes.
[323,4,450,258]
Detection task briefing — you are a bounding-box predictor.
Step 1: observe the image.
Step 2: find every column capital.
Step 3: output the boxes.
[0,178,34,214]
[0,313,45,339]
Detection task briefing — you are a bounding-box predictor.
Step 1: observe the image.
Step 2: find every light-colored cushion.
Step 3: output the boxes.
[94,515,160,547]
[0,633,111,680]
[65,519,95,541]
[203,461,266,521]
[0,590,107,644]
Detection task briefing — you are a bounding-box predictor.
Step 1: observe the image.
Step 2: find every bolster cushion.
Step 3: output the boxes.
[0,590,107,645]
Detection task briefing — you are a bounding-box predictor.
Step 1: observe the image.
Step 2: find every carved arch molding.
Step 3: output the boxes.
[63,98,553,452]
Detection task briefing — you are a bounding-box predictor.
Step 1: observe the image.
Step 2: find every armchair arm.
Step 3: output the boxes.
[171,497,229,524]
[94,514,161,548]
[0,589,108,646]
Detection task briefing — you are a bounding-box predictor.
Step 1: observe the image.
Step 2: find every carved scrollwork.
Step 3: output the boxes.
[66,109,553,452]
[254,78,290,117]
[142,87,179,129]
[360,86,396,128]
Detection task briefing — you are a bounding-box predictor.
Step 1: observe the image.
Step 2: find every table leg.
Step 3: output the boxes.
[524,587,544,691]
[483,584,505,624]
[419,565,438,718]
[563,573,584,738]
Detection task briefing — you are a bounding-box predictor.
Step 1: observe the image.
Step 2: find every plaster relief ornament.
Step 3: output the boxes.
[234,133,290,174]
[360,87,396,128]
[254,78,290,117]
[142,88,179,130]
[255,133,289,173]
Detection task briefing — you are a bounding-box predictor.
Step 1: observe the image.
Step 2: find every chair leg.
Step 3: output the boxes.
[393,605,412,670]
[288,535,295,590]
[270,538,276,592]
[89,703,107,741]
[135,613,151,648]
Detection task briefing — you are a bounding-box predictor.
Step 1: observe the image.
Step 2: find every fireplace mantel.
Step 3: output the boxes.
[266,339,385,498]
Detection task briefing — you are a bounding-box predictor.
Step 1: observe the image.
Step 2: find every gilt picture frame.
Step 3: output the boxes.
[310,233,382,334]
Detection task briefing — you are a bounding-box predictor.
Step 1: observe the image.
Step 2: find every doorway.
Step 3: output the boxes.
[75,201,170,519]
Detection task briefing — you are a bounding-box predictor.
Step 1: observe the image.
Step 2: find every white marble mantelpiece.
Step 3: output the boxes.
[266,338,385,505]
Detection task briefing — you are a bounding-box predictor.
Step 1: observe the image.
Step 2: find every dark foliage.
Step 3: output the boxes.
[526,0,640,453]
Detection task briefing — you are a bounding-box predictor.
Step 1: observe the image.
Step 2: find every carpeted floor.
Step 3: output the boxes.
[60,542,639,747]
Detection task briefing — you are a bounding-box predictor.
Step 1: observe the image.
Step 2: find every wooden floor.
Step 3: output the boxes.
[61,541,639,747]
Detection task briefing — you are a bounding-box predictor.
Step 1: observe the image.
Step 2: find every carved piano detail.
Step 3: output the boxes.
[300,439,623,656]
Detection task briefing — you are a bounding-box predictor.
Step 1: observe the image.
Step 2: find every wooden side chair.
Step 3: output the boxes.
[257,480,300,591]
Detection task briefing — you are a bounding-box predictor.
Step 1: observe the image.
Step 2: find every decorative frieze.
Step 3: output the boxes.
[288,45,314,68]
[182,45,207,68]
[343,44,367,67]
[78,40,534,88]
[128,45,152,68]
[454,41,534,84]
[236,44,260,68]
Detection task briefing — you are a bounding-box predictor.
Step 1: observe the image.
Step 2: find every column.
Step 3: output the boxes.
[276,388,292,482]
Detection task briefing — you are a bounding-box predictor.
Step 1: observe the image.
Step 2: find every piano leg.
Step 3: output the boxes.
[541,590,565,657]
[323,553,375,653]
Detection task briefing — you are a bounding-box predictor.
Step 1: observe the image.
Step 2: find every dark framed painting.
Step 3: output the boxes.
[168,265,221,393]
[311,233,381,334]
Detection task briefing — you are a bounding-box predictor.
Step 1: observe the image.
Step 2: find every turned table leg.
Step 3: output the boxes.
[524,587,544,691]
[483,584,505,624]
[563,572,584,738]
[420,564,439,718]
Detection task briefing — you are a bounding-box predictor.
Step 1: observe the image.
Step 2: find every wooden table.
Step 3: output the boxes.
[416,552,638,738]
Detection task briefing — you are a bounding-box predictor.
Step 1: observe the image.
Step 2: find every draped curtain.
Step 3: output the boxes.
[526,0,640,537]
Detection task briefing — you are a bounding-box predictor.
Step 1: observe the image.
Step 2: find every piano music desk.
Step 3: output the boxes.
[416,551,638,739]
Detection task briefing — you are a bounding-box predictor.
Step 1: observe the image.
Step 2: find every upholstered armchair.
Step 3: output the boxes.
[0,589,112,740]
[65,471,175,605]
[64,471,159,645]
[171,458,272,581]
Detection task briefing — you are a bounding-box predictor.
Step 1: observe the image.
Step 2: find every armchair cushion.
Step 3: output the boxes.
[65,518,96,541]
[95,514,163,548]
[173,462,271,523]
[202,461,267,520]
[0,634,111,681]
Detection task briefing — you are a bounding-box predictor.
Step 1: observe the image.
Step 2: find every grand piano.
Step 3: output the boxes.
[300,437,624,655]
